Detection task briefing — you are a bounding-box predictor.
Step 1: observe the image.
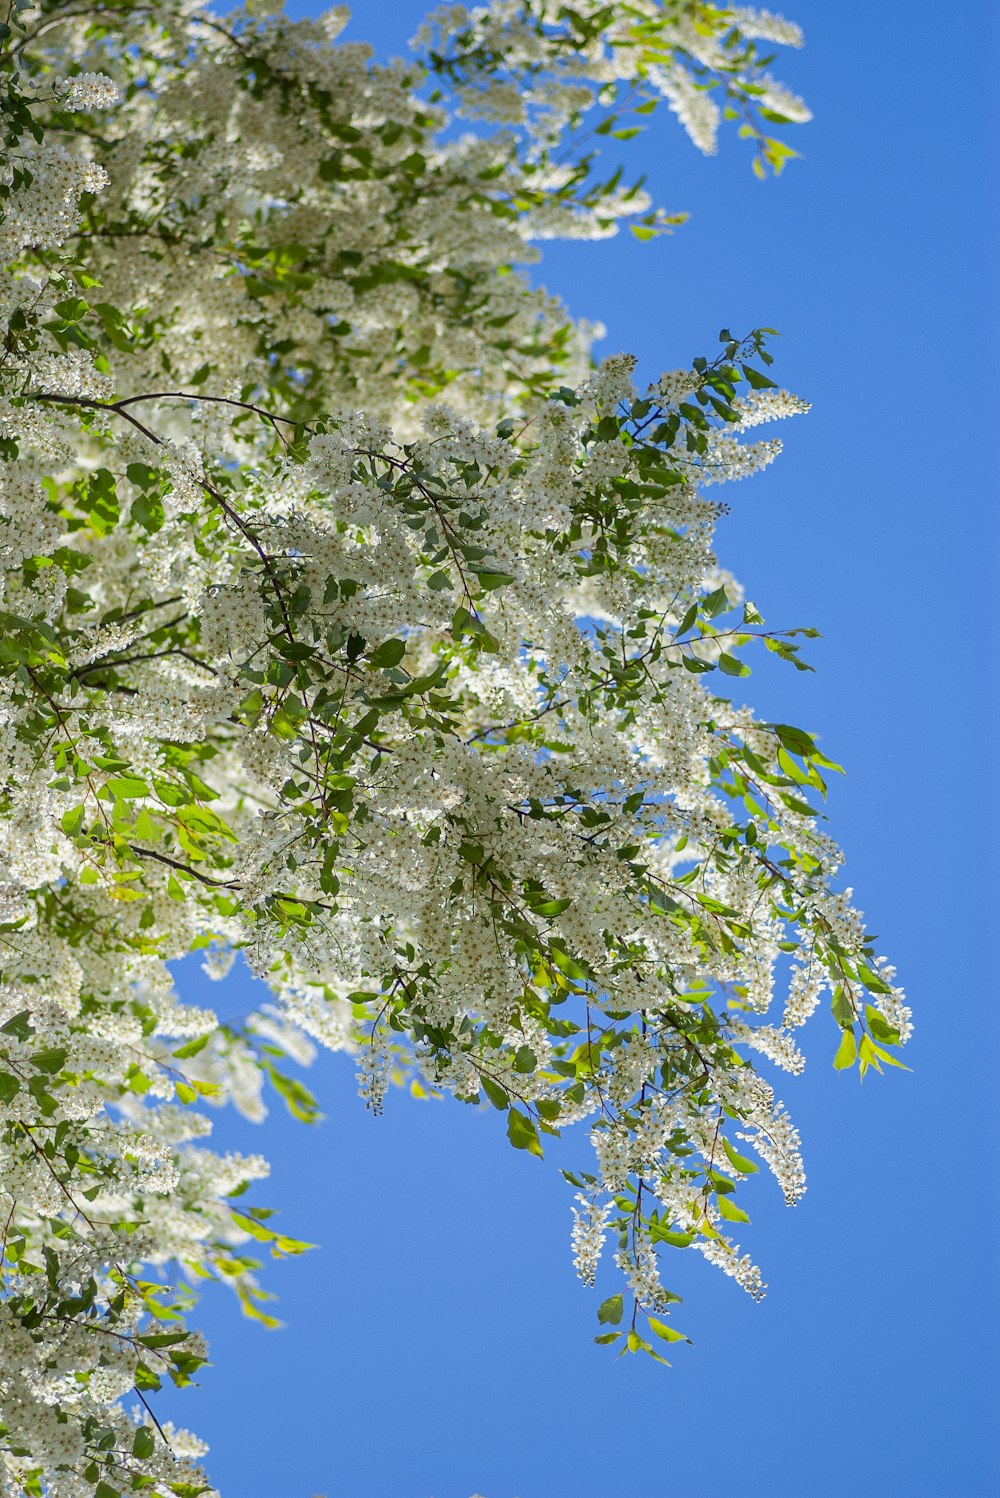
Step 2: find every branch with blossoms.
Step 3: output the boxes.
[0,2,911,1488]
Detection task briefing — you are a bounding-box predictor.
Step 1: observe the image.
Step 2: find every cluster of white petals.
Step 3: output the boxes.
[57,72,121,111]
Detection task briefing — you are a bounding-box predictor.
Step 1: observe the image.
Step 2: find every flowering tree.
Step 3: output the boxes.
[0,2,910,1493]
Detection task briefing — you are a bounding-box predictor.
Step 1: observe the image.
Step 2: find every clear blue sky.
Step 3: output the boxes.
[161,4,998,1494]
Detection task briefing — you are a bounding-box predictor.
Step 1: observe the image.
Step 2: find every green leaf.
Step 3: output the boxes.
[132,1427,156,1459]
[780,793,820,817]
[530,897,572,917]
[229,1211,315,1256]
[772,723,817,756]
[472,568,515,591]
[76,469,119,535]
[718,652,750,676]
[648,1316,691,1345]
[131,491,165,533]
[702,584,730,618]
[831,985,854,1028]
[264,1065,321,1122]
[867,1040,911,1071]
[30,1047,67,1074]
[106,775,149,799]
[480,1074,509,1110]
[0,1011,32,1040]
[721,1137,759,1175]
[716,1195,750,1224]
[173,1034,211,1060]
[0,1073,20,1103]
[866,1005,901,1045]
[51,297,90,326]
[857,962,893,995]
[740,363,778,390]
[134,1361,162,1392]
[137,1332,191,1349]
[60,805,87,837]
[832,1028,857,1070]
[648,1224,694,1248]
[597,1293,624,1325]
[369,638,406,669]
[506,1107,543,1158]
[673,602,698,638]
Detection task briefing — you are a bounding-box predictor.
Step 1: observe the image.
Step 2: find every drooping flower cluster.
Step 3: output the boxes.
[0,2,907,1493]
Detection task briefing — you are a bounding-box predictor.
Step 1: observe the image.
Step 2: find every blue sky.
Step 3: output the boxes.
[160,4,998,1494]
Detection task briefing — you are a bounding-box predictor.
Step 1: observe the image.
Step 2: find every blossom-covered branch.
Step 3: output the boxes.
[0,2,906,1492]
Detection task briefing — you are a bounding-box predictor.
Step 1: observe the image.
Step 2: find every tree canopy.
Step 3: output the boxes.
[0,3,909,1494]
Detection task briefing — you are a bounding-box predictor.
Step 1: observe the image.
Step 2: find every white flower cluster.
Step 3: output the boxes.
[730,1021,806,1076]
[731,7,805,47]
[30,347,115,400]
[653,63,721,155]
[733,388,812,428]
[57,71,120,111]
[571,1194,613,1286]
[615,1230,675,1313]
[697,1237,767,1301]
[0,145,110,259]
